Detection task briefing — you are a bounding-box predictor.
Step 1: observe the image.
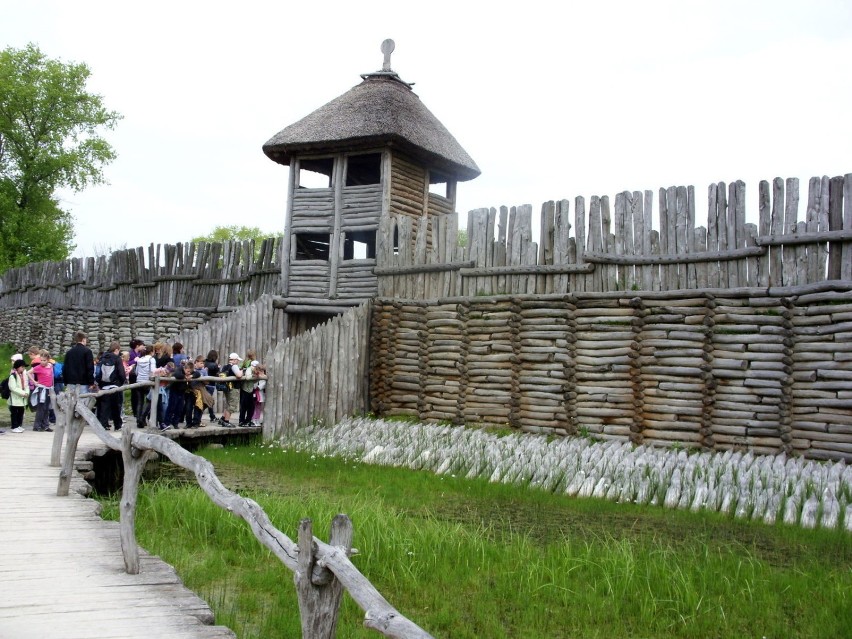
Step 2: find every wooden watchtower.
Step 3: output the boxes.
[262,40,480,336]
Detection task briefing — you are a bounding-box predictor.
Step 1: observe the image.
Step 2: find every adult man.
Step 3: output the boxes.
[96,341,126,431]
[63,331,95,393]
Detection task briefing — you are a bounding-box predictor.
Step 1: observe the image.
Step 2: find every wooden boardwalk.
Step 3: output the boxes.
[0,427,237,639]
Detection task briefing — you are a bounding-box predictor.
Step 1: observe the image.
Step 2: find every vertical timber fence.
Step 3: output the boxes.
[376,174,852,297]
[0,238,285,356]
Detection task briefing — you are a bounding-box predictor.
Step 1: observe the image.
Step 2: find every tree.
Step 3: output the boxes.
[0,43,121,272]
[192,225,278,244]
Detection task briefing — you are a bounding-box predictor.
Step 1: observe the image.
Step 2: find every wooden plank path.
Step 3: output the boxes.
[0,428,236,639]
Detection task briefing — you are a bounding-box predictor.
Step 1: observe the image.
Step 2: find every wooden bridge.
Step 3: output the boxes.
[0,427,237,639]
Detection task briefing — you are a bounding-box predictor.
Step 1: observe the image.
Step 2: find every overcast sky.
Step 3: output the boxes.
[3,0,850,258]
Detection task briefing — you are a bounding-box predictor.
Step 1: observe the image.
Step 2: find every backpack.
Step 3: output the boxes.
[0,375,10,400]
[100,361,118,384]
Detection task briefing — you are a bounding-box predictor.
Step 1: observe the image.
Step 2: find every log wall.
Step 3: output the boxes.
[1,172,850,464]
[389,154,427,220]
[370,284,852,462]
[0,305,222,361]
[0,238,284,356]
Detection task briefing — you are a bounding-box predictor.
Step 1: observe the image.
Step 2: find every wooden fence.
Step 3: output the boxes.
[49,387,432,639]
[0,172,849,460]
[170,293,286,370]
[263,303,372,438]
[370,282,852,462]
[0,237,285,311]
[376,174,852,298]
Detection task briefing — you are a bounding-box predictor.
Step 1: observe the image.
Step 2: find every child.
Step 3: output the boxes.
[28,350,55,432]
[185,357,207,428]
[252,363,267,426]
[203,350,221,424]
[121,350,133,419]
[152,360,175,430]
[8,359,30,433]
[165,360,188,430]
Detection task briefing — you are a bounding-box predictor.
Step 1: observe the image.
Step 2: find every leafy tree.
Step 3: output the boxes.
[193,225,279,263]
[0,43,121,272]
[192,225,278,243]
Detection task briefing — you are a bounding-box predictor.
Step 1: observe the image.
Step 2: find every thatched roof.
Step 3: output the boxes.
[262,73,481,182]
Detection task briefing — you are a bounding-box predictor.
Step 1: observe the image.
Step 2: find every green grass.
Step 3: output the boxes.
[98,443,852,639]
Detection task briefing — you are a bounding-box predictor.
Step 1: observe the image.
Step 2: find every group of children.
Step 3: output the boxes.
[3,339,268,435]
[2,346,60,435]
[122,341,267,431]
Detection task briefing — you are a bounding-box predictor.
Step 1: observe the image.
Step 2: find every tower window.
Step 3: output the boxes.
[343,230,376,260]
[298,158,333,188]
[294,233,330,261]
[346,153,381,186]
[428,170,449,198]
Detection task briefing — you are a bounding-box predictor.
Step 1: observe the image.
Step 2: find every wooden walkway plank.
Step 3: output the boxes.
[0,429,236,639]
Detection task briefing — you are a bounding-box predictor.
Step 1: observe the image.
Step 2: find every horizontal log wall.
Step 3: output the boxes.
[376,174,852,297]
[389,154,427,221]
[370,284,852,462]
[0,305,223,360]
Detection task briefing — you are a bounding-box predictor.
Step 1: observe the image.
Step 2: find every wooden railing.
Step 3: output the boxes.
[49,386,434,639]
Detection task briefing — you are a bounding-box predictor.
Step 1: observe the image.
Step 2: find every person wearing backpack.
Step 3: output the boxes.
[237,351,257,427]
[96,341,126,431]
[52,360,64,393]
[203,350,221,425]
[7,359,30,433]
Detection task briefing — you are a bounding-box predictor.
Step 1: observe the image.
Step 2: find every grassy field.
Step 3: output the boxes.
[98,442,852,639]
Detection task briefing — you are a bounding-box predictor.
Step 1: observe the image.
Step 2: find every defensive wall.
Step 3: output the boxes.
[0,238,284,356]
[0,174,850,460]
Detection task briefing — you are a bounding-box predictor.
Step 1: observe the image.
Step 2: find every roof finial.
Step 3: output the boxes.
[381,39,395,71]
[360,39,412,88]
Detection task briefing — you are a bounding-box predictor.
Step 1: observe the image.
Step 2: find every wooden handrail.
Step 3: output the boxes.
[53,388,434,639]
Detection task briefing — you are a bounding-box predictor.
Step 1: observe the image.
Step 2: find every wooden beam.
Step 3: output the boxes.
[373,260,475,276]
[754,228,852,246]
[583,246,766,265]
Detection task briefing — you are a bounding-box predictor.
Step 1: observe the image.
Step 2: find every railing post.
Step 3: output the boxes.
[57,388,85,496]
[296,514,353,639]
[119,427,157,574]
[149,376,160,429]
[49,387,66,467]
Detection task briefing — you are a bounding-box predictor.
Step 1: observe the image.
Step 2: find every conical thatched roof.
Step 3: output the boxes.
[262,73,480,182]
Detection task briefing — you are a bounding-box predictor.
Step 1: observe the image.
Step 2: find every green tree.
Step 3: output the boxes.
[0,43,121,272]
[191,225,277,243]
